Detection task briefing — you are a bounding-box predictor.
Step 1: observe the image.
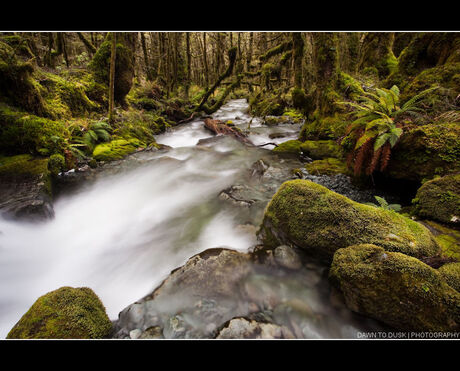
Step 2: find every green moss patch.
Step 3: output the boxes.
[7,286,112,339]
[438,263,460,292]
[272,140,302,155]
[92,138,144,161]
[300,140,343,160]
[305,158,349,176]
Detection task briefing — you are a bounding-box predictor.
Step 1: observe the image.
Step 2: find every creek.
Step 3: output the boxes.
[0,99,395,338]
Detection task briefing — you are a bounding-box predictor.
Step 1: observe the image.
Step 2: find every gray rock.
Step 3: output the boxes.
[274,245,302,270]
[216,317,295,339]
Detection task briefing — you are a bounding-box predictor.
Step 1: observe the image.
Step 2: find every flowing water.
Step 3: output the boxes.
[0,99,388,338]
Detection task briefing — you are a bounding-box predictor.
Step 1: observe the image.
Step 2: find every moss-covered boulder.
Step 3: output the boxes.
[258,180,440,261]
[421,220,460,262]
[300,140,343,160]
[7,286,112,339]
[92,138,143,162]
[305,158,350,176]
[386,123,460,182]
[329,244,460,331]
[413,174,460,226]
[438,263,460,292]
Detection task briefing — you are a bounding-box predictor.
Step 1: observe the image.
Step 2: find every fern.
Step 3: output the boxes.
[365,196,402,212]
[337,84,433,176]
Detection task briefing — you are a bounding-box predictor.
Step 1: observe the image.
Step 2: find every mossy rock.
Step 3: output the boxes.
[413,174,460,226]
[299,112,349,141]
[0,104,68,156]
[92,138,143,162]
[421,220,460,261]
[438,263,460,292]
[272,140,302,155]
[7,286,112,339]
[0,154,49,180]
[400,62,460,108]
[329,244,460,331]
[305,158,350,176]
[300,140,343,160]
[387,123,460,182]
[258,180,440,261]
[0,41,46,116]
[48,153,65,176]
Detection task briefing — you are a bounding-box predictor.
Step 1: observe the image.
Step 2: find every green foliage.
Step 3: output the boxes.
[305,158,349,176]
[337,84,437,175]
[48,153,65,176]
[365,195,402,212]
[73,121,112,153]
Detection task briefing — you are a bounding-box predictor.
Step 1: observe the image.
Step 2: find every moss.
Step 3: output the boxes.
[387,123,460,182]
[249,90,286,117]
[300,140,343,160]
[89,39,134,105]
[7,286,112,339]
[48,153,65,176]
[0,41,46,116]
[0,154,51,196]
[413,174,460,226]
[305,158,350,176]
[299,112,350,141]
[438,263,460,292]
[329,244,460,331]
[36,70,101,119]
[422,220,460,261]
[272,140,302,155]
[400,62,460,110]
[0,104,68,156]
[258,180,440,261]
[337,72,365,101]
[282,108,304,123]
[92,138,144,162]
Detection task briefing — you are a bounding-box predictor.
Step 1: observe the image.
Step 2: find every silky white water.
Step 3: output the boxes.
[0,100,268,337]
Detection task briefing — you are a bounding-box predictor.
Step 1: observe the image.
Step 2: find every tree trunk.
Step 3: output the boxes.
[185,32,191,99]
[77,32,97,55]
[108,32,117,124]
[203,33,209,90]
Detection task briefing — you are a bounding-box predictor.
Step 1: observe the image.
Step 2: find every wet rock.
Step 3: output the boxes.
[219,185,255,207]
[274,245,302,270]
[248,159,269,178]
[0,155,54,221]
[216,317,295,339]
[139,326,163,339]
[329,244,460,331]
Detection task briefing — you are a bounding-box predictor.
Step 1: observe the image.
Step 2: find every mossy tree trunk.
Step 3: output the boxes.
[108,32,116,124]
[312,32,339,115]
[358,32,395,78]
[185,32,191,99]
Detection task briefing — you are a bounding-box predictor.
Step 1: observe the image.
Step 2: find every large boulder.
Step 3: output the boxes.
[329,244,460,331]
[386,124,460,182]
[438,262,460,292]
[258,179,440,261]
[7,286,112,339]
[413,174,460,226]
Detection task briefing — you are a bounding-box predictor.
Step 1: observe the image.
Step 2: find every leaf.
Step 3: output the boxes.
[374,196,388,208]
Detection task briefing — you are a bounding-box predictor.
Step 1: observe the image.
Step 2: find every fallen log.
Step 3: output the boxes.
[203,118,253,145]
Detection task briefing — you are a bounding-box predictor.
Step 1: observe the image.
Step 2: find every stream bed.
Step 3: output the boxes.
[0,99,394,338]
